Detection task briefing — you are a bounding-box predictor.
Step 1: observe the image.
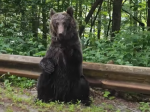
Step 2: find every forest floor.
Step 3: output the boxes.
[0,81,150,112]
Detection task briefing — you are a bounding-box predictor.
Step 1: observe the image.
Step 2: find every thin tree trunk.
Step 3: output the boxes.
[90,16,93,33]
[75,0,78,19]
[97,12,101,39]
[107,19,111,37]
[31,5,38,38]
[42,0,48,47]
[79,0,104,37]
[111,0,123,39]
[130,0,132,33]
[133,0,138,32]
[90,4,102,33]
[106,0,112,38]
[103,2,107,38]
[147,0,150,31]
[21,10,26,35]
[90,2,93,33]
[79,0,82,29]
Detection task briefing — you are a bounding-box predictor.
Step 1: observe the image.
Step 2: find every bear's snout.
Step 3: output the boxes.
[58,24,64,37]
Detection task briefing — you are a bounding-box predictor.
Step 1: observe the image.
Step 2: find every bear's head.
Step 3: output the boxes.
[50,7,77,41]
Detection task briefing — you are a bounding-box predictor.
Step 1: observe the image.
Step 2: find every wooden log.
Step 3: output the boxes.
[0,54,150,94]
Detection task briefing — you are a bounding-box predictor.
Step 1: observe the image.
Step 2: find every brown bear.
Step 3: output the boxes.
[37,7,91,106]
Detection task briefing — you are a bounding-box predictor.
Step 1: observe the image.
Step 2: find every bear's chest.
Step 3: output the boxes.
[56,47,73,64]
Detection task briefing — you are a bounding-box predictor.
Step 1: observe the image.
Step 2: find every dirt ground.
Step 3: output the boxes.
[0,82,150,112]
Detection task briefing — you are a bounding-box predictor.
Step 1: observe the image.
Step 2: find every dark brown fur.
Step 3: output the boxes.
[37,7,91,106]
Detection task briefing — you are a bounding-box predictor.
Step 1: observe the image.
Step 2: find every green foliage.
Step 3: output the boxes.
[0,35,46,56]
[103,90,115,100]
[1,74,36,88]
[103,90,110,98]
[139,102,150,112]
[83,30,150,67]
[4,79,12,91]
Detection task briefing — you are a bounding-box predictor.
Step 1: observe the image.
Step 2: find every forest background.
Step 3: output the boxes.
[0,0,150,67]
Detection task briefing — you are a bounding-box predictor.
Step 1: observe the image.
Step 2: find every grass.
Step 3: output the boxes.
[0,74,149,112]
[0,86,108,112]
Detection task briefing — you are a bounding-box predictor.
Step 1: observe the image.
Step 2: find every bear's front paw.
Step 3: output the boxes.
[40,58,55,74]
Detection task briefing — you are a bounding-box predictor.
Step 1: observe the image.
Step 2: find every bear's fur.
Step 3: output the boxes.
[37,7,90,106]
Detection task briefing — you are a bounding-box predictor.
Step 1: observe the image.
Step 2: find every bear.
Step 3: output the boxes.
[37,6,91,106]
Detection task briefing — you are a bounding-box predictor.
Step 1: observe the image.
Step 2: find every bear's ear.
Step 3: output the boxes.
[67,6,73,17]
[50,8,56,18]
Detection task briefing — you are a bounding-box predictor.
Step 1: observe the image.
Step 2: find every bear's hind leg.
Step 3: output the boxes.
[72,76,91,106]
[37,87,54,103]
[37,72,54,103]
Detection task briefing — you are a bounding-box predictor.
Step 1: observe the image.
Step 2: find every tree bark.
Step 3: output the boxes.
[103,2,107,38]
[147,0,150,31]
[97,13,101,39]
[18,1,26,35]
[75,0,78,19]
[133,0,138,32]
[111,0,123,38]
[21,10,26,34]
[130,0,132,33]
[79,0,82,29]
[79,0,104,37]
[42,0,48,47]
[90,4,102,33]
[106,0,112,38]
[31,4,38,38]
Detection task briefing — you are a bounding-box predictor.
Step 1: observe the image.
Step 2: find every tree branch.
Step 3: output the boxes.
[122,8,145,30]
[79,0,104,37]
[90,4,102,32]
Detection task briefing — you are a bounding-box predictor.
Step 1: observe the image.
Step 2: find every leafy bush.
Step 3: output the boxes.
[1,24,150,67]
[83,30,150,67]
[0,20,48,57]
[0,35,46,56]
[1,74,36,89]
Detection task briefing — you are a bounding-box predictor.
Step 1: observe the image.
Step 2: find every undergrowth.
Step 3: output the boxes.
[1,30,150,67]
[82,30,150,67]
[0,73,36,89]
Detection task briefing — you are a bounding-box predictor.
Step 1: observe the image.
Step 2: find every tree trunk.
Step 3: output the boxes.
[111,0,123,39]
[130,0,132,33]
[147,0,150,31]
[42,0,48,47]
[90,2,93,33]
[79,0,82,29]
[75,0,78,19]
[133,0,138,32]
[97,12,101,39]
[79,0,104,37]
[21,10,26,35]
[90,4,102,33]
[103,2,107,38]
[31,5,38,38]
[106,0,112,38]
